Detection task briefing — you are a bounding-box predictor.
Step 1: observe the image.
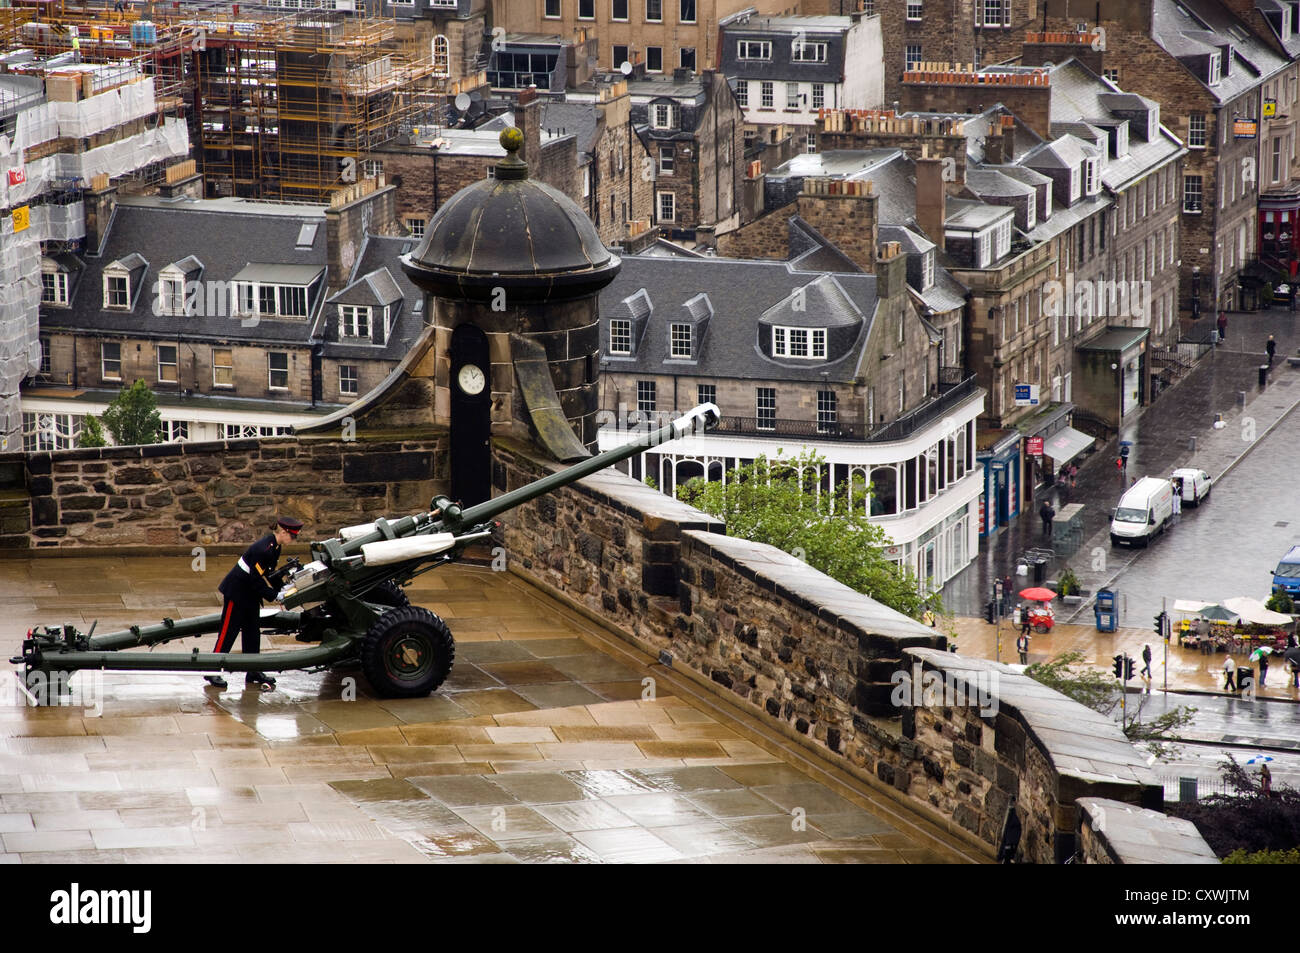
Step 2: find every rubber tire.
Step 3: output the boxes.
[360,606,454,698]
[1034,623,1050,634]
[367,580,411,608]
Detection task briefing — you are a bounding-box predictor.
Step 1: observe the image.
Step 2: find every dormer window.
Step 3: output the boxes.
[609,318,632,355]
[40,259,68,306]
[339,305,371,339]
[1069,165,1081,203]
[921,249,934,290]
[670,322,692,358]
[1085,158,1100,196]
[737,40,771,61]
[1025,194,1036,229]
[773,326,826,359]
[154,257,203,317]
[791,40,827,62]
[231,264,322,320]
[652,104,674,129]
[1208,52,1221,86]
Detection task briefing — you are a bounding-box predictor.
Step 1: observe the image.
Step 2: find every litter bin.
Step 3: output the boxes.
[1032,557,1047,584]
[1238,666,1255,693]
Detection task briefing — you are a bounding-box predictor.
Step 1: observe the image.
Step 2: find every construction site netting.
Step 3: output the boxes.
[0,213,40,450]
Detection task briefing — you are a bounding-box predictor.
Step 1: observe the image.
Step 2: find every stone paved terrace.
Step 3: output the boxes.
[0,557,981,864]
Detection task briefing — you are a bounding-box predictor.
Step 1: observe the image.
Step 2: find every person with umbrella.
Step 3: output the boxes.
[1251,646,1272,687]
[1285,646,1300,689]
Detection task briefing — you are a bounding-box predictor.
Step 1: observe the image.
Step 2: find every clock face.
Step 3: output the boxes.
[457,363,486,396]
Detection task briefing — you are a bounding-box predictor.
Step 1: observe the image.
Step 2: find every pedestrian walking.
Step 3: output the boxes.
[1039,500,1055,537]
[1002,573,1013,614]
[1261,763,1273,797]
[1068,463,1078,487]
[1141,644,1152,679]
[1016,632,1030,665]
[1259,652,1269,686]
[1171,486,1181,519]
[1019,608,1032,639]
[1223,654,1237,692]
[1217,309,1228,342]
[1116,455,1126,475]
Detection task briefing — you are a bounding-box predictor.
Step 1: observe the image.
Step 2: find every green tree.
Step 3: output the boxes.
[77,414,108,448]
[1025,651,1197,760]
[675,451,939,619]
[100,380,161,446]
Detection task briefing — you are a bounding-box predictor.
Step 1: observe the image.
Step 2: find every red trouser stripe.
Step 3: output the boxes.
[214,601,235,654]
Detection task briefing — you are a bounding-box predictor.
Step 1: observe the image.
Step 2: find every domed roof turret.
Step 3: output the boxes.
[401,128,621,303]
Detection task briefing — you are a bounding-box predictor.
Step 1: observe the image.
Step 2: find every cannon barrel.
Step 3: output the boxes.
[444,402,720,532]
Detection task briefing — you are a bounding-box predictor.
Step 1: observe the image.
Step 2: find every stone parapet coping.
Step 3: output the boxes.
[906,648,1158,790]
[1078,797,1219,864]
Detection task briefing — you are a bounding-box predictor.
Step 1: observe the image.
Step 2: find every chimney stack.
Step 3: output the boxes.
[915,156,946,250]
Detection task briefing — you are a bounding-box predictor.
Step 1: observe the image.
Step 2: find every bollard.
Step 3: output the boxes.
[1188,436,1197,452]
[1260,364,1269,387]
[1238,390,1247,405]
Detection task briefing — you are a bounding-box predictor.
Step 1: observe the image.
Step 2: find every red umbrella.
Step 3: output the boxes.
[1019,587,1057,602]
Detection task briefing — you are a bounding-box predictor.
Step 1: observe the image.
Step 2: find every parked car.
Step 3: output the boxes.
[1110,476,1174,547]
[1170,467,1212,506]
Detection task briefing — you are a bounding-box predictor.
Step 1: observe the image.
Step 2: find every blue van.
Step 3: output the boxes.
[1273,545,1300,597]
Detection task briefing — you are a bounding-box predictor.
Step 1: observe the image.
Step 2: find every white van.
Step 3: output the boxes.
[1170,468,1212,506]
[1110,476,1174,547]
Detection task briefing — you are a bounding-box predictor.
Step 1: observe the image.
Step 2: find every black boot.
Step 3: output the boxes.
[245,671,276,690]
[204,675,228,689]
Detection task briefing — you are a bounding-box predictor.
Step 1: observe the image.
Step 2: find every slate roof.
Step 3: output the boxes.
[541,101,599,156]
[1152,0,1288,102]
[598,255,879,384]
[333,234,428,363]
[40,196,330,347]
[720,15,853,84]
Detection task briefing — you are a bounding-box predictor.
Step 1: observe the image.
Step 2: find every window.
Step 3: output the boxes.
[362,159,383,180]
[157,275,186,316]
[236,283,310,318]
[405,217,427,239]
[905,45,922,70]
[1103,68,1119,83]
[646,46,662,72]
[697,383,715,407]
[645,0,660,21]
[23,412,81,452]
[657,190,676,222]
[1208,51,1221,86]
[269,351,289,390]
[772,326,827,359]
[811,83,824,110]
[760,81,774,109]
[737,40,771,61]
[579,0,594,18]
[1183,174,1203,212]
[659,145,675,174]
[921,249,934,289]
[38,335,50,376]
[612,0,628,19]
[610,319,632,355]
[1274,136,1284,183]
[339,304,371,339]
[162,420,189,442]
[613,44,629,68]
[785,82,800,110]
[339,364,359,396]
[652,103,673,129]
[213,347,233,388]
[977,0,1010,26]
[756,388,776,430]
[680,47,695,70]
[41,261,68,306]
[734,81,748,107]
[907,1,922,20]
[104,273,130,309]
[817,391,837,433]
[805,134,817,154]
[669,323,693,358]
[637,380,656,414]
[1188,113,1206,148]
[679,0,695,22]
[157,344,177,384]
[1085,158,1099,195]
[218,423,292,439]
[545,0,560,17]
[792,41,827,63]
[102,341,121,381]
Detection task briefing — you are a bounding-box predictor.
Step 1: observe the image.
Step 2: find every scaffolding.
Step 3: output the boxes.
[3,0,443,203]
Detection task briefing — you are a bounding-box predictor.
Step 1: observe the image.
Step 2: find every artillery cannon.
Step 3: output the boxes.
[11,404,720,701]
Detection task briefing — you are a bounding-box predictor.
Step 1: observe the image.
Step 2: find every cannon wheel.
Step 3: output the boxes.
[367,580,410,608]
[1034,623,1051,634]
[360,606,454,698]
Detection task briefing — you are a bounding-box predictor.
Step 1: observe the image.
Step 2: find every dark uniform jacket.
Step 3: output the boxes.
[219,534,282,603]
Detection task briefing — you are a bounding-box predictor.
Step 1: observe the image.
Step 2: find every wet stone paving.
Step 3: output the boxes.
[0,558,971,864]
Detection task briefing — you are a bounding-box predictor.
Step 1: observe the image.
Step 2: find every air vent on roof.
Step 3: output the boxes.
[296,223,319,249]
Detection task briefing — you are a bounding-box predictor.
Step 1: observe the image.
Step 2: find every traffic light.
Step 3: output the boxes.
[1154,611,1167,640]
[1123,656,1135,680]
[1113,655,1124,678]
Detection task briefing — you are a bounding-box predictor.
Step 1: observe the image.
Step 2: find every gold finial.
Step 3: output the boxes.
[495,126,528,180]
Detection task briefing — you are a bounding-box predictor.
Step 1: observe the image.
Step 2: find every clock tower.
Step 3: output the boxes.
[401,124,621,506]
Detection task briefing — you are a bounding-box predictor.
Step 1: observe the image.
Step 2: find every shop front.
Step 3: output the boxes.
[976,430,1021,538]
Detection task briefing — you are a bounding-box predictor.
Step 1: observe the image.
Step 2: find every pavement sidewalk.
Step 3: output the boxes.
[942,307,1300,618]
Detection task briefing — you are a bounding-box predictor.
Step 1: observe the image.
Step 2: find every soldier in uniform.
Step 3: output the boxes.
[204,517,302,691]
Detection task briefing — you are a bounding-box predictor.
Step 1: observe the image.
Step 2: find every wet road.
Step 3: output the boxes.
[1096,401,1300,628]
